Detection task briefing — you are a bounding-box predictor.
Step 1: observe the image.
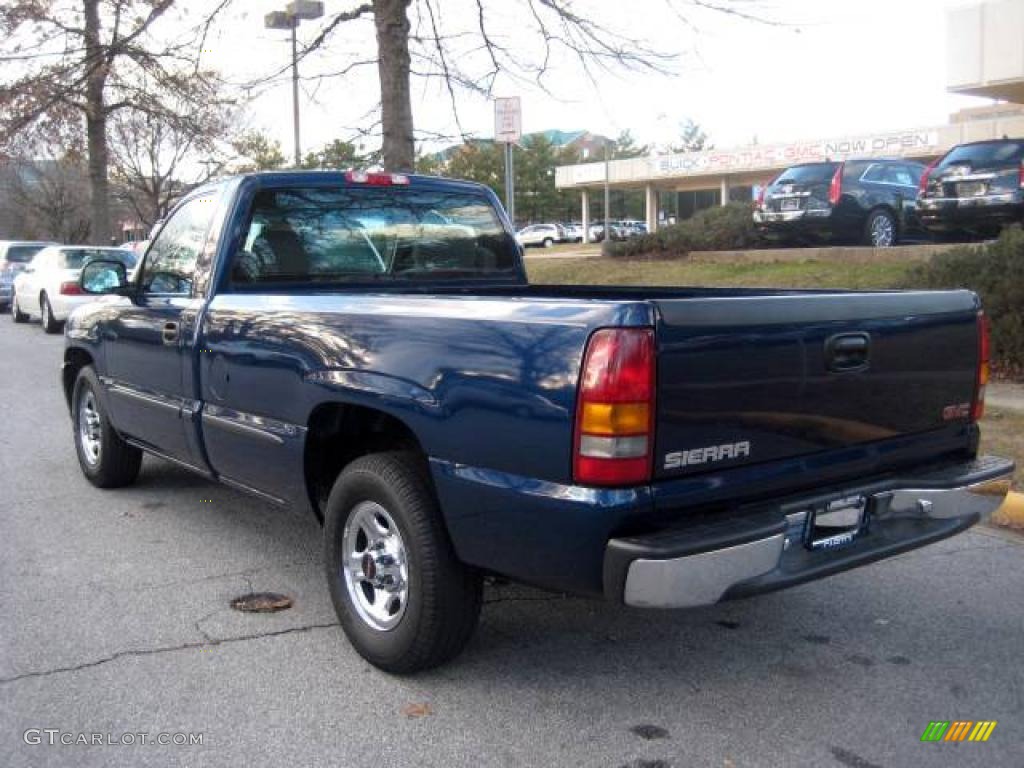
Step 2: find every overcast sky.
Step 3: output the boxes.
[204,0,989,157]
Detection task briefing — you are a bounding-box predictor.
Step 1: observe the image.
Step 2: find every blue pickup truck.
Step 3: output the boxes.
[62,171,1014,673]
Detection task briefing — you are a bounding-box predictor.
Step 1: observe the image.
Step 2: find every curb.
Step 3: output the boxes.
[992,491,1024,530]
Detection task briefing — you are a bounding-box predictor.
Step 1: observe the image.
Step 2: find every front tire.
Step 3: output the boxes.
[324,452,482,674]
[542,237,554,248]
[865,209,897,248]
[11,295,28,323]
[72,366,143,488]
[41,293,61,333]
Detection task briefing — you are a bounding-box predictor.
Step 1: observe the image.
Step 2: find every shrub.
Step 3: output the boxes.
[902,225,1024,375]
[604,202,760,258]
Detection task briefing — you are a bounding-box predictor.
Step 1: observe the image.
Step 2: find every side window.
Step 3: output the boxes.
[893,164,919,187]
[861,164,885,183]
[140,195,217,295]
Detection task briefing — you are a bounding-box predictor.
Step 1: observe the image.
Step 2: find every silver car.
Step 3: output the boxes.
[515,223,563,248]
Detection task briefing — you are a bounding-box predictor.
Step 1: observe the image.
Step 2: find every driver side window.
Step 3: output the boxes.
[140,195,217,295]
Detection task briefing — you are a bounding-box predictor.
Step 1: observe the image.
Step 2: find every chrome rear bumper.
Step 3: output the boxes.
[610,456,1014,609]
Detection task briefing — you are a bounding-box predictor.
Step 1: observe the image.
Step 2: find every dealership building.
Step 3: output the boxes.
[556,0,1024,237]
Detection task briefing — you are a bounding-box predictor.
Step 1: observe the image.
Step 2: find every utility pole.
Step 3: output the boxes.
[504,142,515,225]
[265,2,325,168]
[291,22,300,167]
[604,139,611,242]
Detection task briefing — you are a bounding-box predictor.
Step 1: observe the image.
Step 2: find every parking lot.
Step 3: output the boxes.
[1,317,1022,768]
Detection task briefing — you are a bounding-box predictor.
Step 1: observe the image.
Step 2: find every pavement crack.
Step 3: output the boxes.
[193,608,221,643]
[483,593,571,605]
[0,622,340,686]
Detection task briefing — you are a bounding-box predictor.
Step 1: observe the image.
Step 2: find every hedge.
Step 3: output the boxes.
[602,202,759,258]
[902,225,1024,375]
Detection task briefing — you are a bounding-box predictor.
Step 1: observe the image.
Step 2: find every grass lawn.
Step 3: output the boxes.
[980,408,1024,487]
[527,256,916,290]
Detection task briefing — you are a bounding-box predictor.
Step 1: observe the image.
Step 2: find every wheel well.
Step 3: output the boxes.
[866,204,901,237]
[62,348,93,410]
[868,204,898,223]
[304,403,424,522]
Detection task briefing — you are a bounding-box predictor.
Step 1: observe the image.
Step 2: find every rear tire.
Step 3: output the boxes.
[72,366,143,488]
[542,237,554,248]
[11,295,28,323]
[41,294,61,333]
[864,209,897,248]
[324,452,482,674]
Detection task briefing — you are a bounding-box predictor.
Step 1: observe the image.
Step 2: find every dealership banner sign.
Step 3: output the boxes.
[651,130,940,176]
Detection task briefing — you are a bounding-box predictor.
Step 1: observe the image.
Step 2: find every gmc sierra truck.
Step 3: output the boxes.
[62,171,1014,673]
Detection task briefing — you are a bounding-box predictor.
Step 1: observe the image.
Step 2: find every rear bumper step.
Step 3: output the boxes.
[604,455,1014,609]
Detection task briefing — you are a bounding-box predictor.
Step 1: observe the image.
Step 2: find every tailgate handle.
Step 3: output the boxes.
[826,332,870,372]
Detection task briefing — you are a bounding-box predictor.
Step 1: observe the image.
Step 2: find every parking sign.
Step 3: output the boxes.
[494,97,522,143]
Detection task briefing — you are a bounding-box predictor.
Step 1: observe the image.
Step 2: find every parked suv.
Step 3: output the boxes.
[754,158,926,247]
[917,139,1024,237]
[0,241,55,310]
[515,223,564,248]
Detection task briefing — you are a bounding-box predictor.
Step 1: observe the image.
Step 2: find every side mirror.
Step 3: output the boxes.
[80,259,128,295]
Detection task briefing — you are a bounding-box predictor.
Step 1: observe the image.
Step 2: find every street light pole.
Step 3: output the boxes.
[604,139,610,242]
[265,2,324,168]
[291,21,301,167]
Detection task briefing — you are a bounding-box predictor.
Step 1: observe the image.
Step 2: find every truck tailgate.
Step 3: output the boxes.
[653,291,980,480]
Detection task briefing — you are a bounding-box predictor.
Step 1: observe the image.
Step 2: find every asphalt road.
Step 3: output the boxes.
[1,316,1022,768]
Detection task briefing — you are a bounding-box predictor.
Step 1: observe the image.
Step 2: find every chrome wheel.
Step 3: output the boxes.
[341,501,409,631]
[870,213,895,247]
[78,390,102,466]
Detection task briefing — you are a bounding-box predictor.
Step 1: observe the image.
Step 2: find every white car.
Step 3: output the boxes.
[562,223,584,243]
[11,245,137,333]
[515,223,563,248]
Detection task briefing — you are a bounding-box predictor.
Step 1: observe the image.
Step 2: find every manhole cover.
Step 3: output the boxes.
[230,592,293,613]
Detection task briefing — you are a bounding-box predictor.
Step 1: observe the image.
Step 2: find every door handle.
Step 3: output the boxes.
[162,321,180,345]
[825,332,870,372]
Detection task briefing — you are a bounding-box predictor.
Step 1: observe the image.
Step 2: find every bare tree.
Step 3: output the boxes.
[265,0,769,171]
[109,99,231,229]
[0,0,234,243]
[5,147,93,243]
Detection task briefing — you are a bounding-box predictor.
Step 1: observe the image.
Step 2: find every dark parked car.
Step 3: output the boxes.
[0,240,56,310]
[754,158,926,247]
[62,170,1013,673]
[917,139,1024,238]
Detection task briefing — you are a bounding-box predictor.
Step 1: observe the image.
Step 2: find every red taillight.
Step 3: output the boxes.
[828,162,844,206]
[1019,161,1024,189]
[919,158,939,197]
[973,311,990,421]
[756,176,777,210]
[60,281,84,295]
[573,328,655,486]
[344,171,410,186]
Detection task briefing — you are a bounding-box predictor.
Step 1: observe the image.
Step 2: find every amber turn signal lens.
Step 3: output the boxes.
[579,402,649,436]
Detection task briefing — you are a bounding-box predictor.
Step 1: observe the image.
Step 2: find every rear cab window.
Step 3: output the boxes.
[229,184,520,287]
[58,249,137,269]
